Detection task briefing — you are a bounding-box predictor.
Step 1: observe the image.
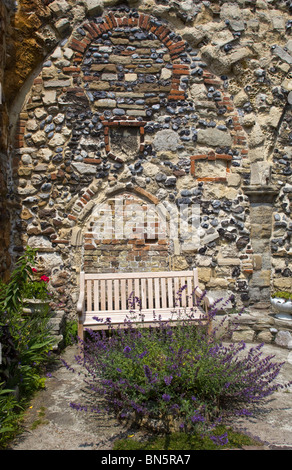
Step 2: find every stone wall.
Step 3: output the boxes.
[215,306,292,350]
[1,0,291,316]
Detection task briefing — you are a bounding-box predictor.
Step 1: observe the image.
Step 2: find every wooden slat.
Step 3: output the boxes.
[121,279,126,310]
[107,280,113,310]
[147,278,153,310]
[154,277,160,309]
[141,278,147,309]
[193,268,199,288]
[167,277,173,308]
[87,280,92,311]
[114,279,119,310]
[181,276,186,307]
[134,278,140,300]
[94,280,99,311]
[100,280,106,310]
[127,279,133,308]
[84,305,206,327]
[84,270,195,280]
[161,277,167,308]
[187,276,192,307]
[84,307,204,318]
[174,277,179,306]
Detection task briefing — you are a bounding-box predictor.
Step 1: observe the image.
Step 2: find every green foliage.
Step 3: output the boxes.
[0,247,57,448]
[0,246,36,314]
[113,426,262,450]
[63,319,78,347]
[272,291,292,301]
[30,406,48,430]
[0,384,23,446]
[23,279,50,301]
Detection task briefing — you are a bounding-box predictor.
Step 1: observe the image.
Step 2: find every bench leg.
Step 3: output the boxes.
[78,318,84,356]
[78,323,84,341]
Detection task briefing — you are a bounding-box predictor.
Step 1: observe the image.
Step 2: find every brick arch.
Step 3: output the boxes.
[68,184,163,227]
[75,188,171,274]
[68,11,189,104]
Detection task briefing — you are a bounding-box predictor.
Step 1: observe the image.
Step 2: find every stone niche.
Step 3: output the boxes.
[194,159,228,180]
[82,192,170,274]
[190,152,232,182]
[109,126,140,161]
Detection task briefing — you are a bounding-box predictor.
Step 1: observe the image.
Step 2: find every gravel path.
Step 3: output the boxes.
[7,343,292,451]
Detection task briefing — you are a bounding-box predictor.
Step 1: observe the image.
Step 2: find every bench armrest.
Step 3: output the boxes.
[194,286,214,311]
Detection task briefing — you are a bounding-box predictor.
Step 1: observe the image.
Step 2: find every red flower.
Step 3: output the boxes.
[40,275,50,283]
[32,268,38,273]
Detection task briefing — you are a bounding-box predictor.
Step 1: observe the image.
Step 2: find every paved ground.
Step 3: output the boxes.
[7,342,292,451]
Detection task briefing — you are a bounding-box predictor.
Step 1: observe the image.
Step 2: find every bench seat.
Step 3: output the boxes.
[77,269,213,340]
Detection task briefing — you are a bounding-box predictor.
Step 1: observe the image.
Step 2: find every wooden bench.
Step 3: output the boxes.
[77,269,213,341]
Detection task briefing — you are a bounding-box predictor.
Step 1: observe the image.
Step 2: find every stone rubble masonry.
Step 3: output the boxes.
[1,2,291,320]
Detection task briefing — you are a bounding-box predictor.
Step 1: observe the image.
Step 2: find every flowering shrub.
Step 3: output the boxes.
[66,293,291,444]
[23,269,51,301]
[0,247,56,447]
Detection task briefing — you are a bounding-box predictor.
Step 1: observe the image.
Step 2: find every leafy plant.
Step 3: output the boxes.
[63,319,78,347]
[271,291,292,301]
[23,272,51,301]
[0,246,36,314]
[0,384,23,446]
[0,247,57,447]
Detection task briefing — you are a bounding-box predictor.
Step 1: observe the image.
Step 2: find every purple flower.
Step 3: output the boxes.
[123,346,132,354]
[162,393,171,402]
[210,432,228,446]
[92,316,104,323]
[138,350,148,359]
[143,364,152,381]
[164,375,173,385]
[70,402,88,412]
[191,412,205,423]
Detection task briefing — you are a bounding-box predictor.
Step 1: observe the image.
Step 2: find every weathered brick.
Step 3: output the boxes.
[70,39,86,53]
[83,22,99,38]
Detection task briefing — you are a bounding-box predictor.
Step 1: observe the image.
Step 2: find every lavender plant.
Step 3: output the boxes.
[67,289,291,443]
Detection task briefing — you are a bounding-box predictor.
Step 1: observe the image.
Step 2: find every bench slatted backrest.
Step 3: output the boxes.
[82,270,200,314]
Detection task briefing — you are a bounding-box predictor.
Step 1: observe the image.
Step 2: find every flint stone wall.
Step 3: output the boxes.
[217,306,292,350]
[0,0,291,321]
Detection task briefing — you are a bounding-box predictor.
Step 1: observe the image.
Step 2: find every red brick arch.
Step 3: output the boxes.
[68,11,190,104]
